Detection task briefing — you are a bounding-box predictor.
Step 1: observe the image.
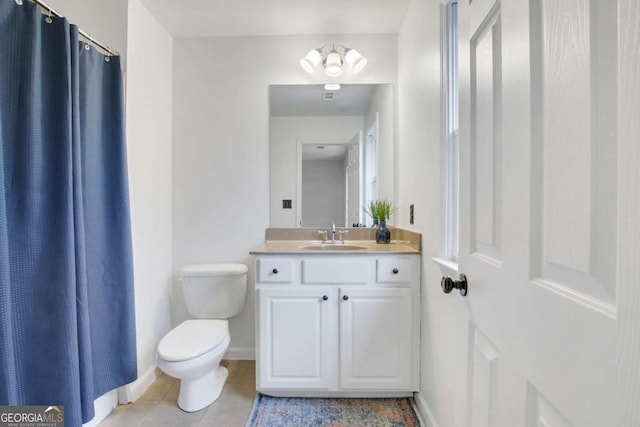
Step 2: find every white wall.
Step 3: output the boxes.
[270,115,363,227]
[397,1,466,426]
[172,34,397,355]
[126,0,174,396]
[302,157,347,227]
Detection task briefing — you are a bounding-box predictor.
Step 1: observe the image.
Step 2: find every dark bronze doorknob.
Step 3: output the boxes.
[441,274,468,296]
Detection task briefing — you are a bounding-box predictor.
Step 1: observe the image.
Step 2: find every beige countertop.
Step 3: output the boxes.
[250,239,420,255]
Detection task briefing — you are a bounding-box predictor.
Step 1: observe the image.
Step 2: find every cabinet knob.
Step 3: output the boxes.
[322,295,328,301]
[392,268,399,274]
[272,268,278,274]
[441,274,468,296]
[343,295,349,301]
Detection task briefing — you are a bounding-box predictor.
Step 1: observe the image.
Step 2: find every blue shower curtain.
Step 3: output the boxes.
[0,1,136,425]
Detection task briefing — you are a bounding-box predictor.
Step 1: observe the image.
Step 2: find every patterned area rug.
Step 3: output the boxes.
[246,394,421,427]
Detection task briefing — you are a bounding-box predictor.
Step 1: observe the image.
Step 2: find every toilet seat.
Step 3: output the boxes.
[180,263,248,277]
[158,319,228,362]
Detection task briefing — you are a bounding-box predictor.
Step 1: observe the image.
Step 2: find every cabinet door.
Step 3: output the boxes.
[257,288,335,390]
[339,288,413,390]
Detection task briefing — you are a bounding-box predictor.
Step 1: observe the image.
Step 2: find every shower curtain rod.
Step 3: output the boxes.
[29,0,119,56]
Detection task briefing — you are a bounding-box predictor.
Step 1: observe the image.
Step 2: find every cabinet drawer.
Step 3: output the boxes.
[257,259,294,283]
[302,260,369,284]
[376,258,413,283]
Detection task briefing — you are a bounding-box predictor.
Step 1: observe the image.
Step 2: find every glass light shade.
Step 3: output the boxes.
[324,83,341,91]
[345,48,367,73]
[300,49,322,74]
[324,51,343,77]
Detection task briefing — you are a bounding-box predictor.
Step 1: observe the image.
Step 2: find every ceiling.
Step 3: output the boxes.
[270,84,376,116]
[302,144,348,161]
[139,0,413,38]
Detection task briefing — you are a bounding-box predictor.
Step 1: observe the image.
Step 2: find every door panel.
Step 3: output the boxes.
[526,384,572,427]
[617,2,640,424]
[470,5,502,265]
[526,0,618,425]
[457,0,639,426]
[467,325,499,427]
[529,0,618,309]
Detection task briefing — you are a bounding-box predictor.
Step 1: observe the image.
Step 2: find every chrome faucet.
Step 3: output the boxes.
[317,222,348,244]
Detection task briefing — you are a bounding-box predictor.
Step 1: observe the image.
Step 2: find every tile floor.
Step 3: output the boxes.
[98,360,256,427]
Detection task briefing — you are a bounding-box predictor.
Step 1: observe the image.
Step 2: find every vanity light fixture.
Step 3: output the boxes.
[324,46,343,76]
[300,45,367,76]
[344,47,367,73]
[300,48,323,73]
[324,83,341,91]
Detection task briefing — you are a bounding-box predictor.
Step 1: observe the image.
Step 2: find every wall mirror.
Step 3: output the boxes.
[269,84,394,228]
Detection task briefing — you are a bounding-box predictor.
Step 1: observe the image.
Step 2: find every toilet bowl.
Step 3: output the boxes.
[156,263,247,412]
[157,319,231,412]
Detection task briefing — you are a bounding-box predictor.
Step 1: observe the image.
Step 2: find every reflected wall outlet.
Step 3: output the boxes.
[410,204,414,225]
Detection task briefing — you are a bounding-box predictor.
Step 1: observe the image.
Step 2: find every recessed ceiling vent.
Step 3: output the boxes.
[322,90,336,102]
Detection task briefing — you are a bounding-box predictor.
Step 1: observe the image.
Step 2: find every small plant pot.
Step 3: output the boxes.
[376,220,391,244]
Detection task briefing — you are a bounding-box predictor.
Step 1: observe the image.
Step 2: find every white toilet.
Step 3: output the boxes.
[157,263,248,412]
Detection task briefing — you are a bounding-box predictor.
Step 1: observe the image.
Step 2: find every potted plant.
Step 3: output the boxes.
[365,200,393,243]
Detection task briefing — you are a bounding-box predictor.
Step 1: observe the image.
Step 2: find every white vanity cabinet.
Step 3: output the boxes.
[255,254,420,397]
[339,287,413,390]
[257,287,335,389]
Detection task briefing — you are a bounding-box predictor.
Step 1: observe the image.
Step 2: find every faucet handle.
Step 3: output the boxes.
[338,230,349,242]
[317,230,328,242]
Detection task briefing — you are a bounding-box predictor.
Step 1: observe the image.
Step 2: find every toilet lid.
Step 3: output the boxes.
[179,263,247,277]
[158,319,228,362]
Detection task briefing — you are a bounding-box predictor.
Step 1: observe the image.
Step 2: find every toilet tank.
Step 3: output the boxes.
[179,263,248,319]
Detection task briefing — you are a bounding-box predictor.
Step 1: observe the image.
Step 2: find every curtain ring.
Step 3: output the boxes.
[45,9,52,24]
[84,44,90,51]
[104,56,110,62]
[15,0,23,5]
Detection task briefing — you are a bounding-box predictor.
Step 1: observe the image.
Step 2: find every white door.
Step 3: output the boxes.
[339,287,412,390]
[257,288,334,390]
[345,132,362,227]
[456,0,640,426]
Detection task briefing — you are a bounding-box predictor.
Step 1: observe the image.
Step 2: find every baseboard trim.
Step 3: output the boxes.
[118,365,160,404]
[224,347,255,360]
[82,389,118,427]
[414,392,440,427]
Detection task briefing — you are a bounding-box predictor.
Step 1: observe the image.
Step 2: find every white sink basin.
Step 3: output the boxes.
[302,244,367,251]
